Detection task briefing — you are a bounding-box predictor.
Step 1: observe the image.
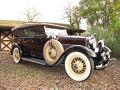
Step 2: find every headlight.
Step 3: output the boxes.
[88,37,97,49]
[98,40,105,47]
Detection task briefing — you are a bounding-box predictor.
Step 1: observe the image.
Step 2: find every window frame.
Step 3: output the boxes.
[13,26,47,38]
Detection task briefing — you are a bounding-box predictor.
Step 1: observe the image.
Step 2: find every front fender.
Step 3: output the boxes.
[64,45,96,57]
[54,45,96,65]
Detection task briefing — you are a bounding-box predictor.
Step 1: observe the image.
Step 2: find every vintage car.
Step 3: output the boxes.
[11,23,115,81]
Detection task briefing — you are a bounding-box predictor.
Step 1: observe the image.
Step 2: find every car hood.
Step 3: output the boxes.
[58,35,91,46]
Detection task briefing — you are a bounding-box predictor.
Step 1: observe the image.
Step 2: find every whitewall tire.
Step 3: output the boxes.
[65,51,94,81]
[13,47,21,63]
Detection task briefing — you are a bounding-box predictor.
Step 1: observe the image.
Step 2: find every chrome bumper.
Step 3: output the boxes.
[96,58,116,70]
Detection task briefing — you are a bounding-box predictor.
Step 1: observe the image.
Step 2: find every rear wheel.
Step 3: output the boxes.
[65,51,94,81]
[13,47,22,63]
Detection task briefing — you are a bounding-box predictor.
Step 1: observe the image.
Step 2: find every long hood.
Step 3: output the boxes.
[58,35,90,46]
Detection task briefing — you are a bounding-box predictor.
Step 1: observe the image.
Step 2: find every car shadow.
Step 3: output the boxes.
[21,60,65,75]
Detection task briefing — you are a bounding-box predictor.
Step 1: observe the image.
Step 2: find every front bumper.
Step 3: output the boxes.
[93,40,116,69]
[96,58,116,70]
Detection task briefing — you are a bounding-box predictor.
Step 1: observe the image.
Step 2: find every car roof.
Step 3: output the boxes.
[12,22,67,31]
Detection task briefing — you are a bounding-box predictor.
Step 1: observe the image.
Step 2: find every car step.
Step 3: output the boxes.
[21,57,47,65]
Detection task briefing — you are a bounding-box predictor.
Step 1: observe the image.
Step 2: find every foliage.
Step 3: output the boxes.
[65,0,120,57]
[79,0,120,57]
[79,0,120,30]
[88,26,120,57]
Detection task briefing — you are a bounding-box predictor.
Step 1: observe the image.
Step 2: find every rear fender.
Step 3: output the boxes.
[11,43,22,55]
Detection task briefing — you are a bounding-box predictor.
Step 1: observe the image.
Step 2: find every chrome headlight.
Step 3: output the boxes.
[98,40,105,47]
[88,37,97,49]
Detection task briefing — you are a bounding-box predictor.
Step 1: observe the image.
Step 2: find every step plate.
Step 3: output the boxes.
[21,57,47,65]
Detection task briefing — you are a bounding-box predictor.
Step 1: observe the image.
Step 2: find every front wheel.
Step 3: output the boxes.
[65,51,94,81]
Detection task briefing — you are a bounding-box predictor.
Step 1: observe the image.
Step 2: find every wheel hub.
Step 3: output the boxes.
[48,46,57,59]
[14,50,20,60]
[71,57,86,74]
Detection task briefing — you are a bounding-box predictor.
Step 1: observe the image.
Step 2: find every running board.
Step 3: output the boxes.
[21,57,47,65]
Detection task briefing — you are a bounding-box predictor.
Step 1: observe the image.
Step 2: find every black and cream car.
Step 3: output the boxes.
[11,23,116,81]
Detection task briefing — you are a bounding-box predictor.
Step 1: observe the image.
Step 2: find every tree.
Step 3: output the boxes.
[24,7,40,22]
[65,0,120,31]
[64,4,81,29]
[79,0,120,31]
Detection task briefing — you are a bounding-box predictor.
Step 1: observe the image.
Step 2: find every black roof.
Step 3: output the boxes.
[12,22,85,33]
[12,22,67,31]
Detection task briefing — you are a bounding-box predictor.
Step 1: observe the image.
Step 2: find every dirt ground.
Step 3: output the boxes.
[0,51,120,90]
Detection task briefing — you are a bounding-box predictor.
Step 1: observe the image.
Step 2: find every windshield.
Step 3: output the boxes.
[45,27,68,37]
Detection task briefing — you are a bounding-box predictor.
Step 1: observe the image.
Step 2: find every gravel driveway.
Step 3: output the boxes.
[0,51,120,90]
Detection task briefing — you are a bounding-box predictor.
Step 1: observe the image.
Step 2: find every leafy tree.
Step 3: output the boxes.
[65,0,120,31]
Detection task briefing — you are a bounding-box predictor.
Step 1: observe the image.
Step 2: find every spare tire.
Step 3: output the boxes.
[43,39,64,65]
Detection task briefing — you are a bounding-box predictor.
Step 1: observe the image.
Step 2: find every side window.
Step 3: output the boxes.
[28,29,40,37]
[22,29,29,37]
[27,27,46,37]
[13,26,46,38]
[13,29,26,37]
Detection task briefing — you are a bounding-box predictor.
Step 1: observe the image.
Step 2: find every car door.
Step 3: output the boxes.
[22,26,48,58]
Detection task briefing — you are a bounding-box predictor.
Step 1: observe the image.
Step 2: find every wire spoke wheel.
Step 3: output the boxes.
[71,57,86,74]
[13,47,21,63]
[48,46,57,60]
[65,51,94,81]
